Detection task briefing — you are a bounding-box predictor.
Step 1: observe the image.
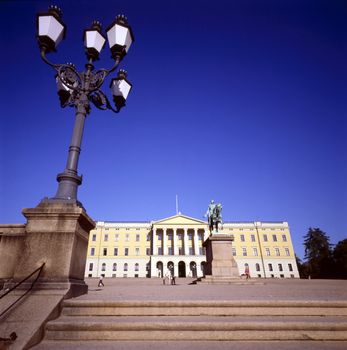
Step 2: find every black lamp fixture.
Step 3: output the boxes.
[36,5,135,205]
[84,21,106,61]
[37,5,66,53]
[106,15,135,61]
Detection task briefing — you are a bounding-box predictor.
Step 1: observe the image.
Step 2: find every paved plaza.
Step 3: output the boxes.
[82,277,347,302]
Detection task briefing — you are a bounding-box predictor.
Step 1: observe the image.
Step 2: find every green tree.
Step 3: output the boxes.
[303,228,333,279]
[333,239,347,279]
[296,254,309,279]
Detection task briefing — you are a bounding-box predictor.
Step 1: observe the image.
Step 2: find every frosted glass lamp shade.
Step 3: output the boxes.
[106,15,134,60]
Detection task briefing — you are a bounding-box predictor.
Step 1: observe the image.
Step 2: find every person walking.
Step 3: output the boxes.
[244,264,251,279]
[98,275,105,287]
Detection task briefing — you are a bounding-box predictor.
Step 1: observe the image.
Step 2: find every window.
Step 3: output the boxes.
[188,233,193,241]
[147,234,151,241]
[179,247,184,255]
[280,274,284,278]
[113,263,117,271]
[252,247,258,256]
[158,247,163,255]
[189,247,194,255]
[92,234,96,241]
[242,247,247,256]
[256,263,260,272]
[146,248,151,256]
[275,248,280,256]
[168,247,173,255]
[124,263,128,271]
[135,263,139,272]
[282,234,287,242]
[251,234,256,242]
[285,248,290,256]
[263,234,268,242]
[198,234,203,241]
[168,234,173,241]
[288,263,293,272]
[158,234,162,241]
[88,273,92,277]
[268,263,273,271]
[115,234,119,242]
[125,234,129,242]
[91,247,95,256]
[114,248,118,256]
[125,248,129,256]
[136,234,140,242]
[265,248,270,256]
[199,247,204,255]
[89,263,93,271]
[104,234,108,242]
[135,247,140,256]
[272,234,277,242]
[103,248,107,256]
[105,227,109,230]
[101,263,106,271]
[240,234,245,242]
[278,263,283,272]
[232,247,236,256]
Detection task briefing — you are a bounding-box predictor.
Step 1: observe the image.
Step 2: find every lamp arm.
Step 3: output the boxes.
[89,90,120,113]
[99,56,121,78]
[40,49,60,69]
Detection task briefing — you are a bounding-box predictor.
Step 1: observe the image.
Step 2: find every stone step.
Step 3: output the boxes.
[44,316,347,341]
[32,340,347,350]
[62,300,347,317]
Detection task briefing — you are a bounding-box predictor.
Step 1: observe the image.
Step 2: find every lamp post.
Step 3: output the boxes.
[36,5,134,205]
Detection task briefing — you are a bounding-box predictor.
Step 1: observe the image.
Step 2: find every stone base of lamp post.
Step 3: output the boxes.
[11,201,95,298]
[202,233,239,283]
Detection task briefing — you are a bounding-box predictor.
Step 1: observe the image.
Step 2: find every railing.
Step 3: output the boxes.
[0,263,45,342]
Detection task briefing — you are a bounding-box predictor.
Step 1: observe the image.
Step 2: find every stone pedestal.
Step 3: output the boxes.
[202,233,239,282]
[12,201,95,297]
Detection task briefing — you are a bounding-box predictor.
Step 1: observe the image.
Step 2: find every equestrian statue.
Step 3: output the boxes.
[204,200,223,233]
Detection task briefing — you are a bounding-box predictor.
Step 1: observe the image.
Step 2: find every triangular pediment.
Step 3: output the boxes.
[153,214,206,226]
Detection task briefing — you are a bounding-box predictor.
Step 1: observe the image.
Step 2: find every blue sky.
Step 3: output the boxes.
[0,0,346,260]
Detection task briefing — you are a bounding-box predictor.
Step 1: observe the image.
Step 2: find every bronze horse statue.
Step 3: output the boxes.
[205,201,223,233]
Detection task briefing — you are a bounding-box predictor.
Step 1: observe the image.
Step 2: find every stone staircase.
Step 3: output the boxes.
[34,299,347,347]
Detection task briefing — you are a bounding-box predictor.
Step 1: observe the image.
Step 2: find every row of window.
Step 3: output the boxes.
[92,232,288,244]
[233,247,291,257]
[92,233,149,243]
[90,247,150,256]
[238,234,287,243]
[246,262,293,272]
[89,262,141,272]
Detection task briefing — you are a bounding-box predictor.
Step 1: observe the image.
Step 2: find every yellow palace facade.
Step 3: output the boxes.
[85,214,300,279]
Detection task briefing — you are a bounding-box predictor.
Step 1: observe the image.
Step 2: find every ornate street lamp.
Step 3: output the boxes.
[36,5,134,205]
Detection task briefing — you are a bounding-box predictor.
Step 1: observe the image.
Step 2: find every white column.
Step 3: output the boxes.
[183,228,189,255]
[163,228,168,255]
[193,229,199,255]
[173,228,178,255]
[203,229,209,241]
[152,228,157,255]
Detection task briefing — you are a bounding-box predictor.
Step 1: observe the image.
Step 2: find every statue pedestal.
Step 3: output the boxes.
[12,201,95,297]
[202,233,239,283]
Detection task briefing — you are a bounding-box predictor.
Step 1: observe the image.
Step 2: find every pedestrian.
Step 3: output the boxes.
[244,264,251,279]
[98,275,104,287]
[163,268,171,285]
[170,269,176,285]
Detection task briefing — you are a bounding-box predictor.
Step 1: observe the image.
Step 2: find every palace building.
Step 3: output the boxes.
[85,214,300,279]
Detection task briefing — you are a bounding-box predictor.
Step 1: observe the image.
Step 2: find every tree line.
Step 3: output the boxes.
[296,228,347,279]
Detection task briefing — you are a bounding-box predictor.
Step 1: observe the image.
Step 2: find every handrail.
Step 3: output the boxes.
[0,263,45,319]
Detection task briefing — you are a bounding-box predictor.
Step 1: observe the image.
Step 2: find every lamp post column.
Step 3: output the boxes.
[54,95,89,201]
